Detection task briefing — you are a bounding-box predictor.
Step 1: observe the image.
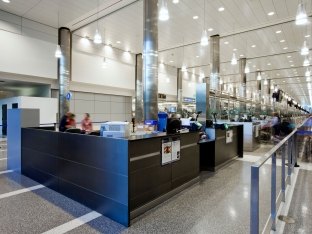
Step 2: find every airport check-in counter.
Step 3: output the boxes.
[199,124,244,171]
[21,128,200,227]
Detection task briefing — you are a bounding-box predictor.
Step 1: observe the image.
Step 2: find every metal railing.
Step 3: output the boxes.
[250,118,309,234]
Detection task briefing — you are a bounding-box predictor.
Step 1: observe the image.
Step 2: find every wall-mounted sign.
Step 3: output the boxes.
[183,97,196,103]
[66,92,72,101]
[158,93,167,99]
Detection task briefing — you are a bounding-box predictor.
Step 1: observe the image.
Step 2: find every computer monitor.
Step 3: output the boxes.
[181,118,191,126]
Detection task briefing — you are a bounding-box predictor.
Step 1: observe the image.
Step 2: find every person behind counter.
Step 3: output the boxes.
[81,113,93,132]
[59,112,76,132]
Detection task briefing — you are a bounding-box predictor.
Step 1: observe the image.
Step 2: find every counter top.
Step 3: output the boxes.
[128,131,198,141]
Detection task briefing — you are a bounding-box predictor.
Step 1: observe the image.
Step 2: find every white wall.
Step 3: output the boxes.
[158,64,177,96]
[0,96,57,126]
[72,51,135,90]
[20,97,57,124]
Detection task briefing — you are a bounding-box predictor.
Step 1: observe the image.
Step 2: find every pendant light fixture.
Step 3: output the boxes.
[200,0,208,46]
[55,45,62,58]
[94,0,102,44]
[264,78,268,85]
[301,41,309,55]
[306,68,311,77]
[303,56,310,66]
[296,0,308,25]
[159,0,169,21]
[231,53,237,65]
[307,76,311,82]
[55,5,62,58]
[257,72,262,80]
[219,79,223,85]
[244,63,250,73]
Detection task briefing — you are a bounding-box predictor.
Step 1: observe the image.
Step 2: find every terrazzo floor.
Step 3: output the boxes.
[0,138,310,233]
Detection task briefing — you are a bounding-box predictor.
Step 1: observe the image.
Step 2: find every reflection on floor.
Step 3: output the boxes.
[0,137,310,233]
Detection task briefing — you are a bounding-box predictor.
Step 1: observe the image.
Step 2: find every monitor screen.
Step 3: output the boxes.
[181,118,191,126]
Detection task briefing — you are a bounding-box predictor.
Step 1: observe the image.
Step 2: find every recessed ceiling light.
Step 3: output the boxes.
[277,73,280,76]
[172,0,179,4]
[251,45,256,48]
[280,39,285,43]
[233,48,237,51]
[253,65,256,68]
[267,63,271,65]
[208,28,214,31]
[276,30,282,34]
[2,0,10,3]
[268,12,275,16]
[240,54,244,57]
[169,60,174,63]
[305,34,311,38]
[224,41,229,45]
[287,55,292,58]
[116,41,121,44]
[193,16,199,20]
[196,55,199,58]
[283,80,286,82]
[257,68,260,71]
[291,64,294,67]
[283,47,288,50]
[218,7,225,12]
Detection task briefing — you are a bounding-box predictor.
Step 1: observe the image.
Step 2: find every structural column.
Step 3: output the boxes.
[209,35,220,118]
[210,35,220,91]
[142,0,158,120]
[239,58,247,113]
[58,27,72,120]
[256,75,262,114]
[177,68,183,115]
[135,54,144,122]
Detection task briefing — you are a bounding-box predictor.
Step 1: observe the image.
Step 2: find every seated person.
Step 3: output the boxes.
[59,112,76,132]
[81,113,93,133]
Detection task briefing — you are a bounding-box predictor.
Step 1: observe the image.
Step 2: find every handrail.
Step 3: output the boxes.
[252,127,298,168]
[250,117,310,234]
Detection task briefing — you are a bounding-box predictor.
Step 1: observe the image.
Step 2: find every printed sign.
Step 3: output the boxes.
[161,138,172,165]
[171,138,181,161]
[226,130,233,144]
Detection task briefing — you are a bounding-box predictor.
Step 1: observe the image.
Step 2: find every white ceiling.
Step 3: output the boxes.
[0,0,311,107]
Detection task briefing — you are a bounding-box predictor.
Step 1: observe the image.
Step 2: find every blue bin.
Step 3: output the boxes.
[158,112,168,132]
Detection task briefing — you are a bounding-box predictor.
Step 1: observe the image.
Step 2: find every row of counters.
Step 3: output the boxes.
[20,125,243,226]
[8,108,244,227]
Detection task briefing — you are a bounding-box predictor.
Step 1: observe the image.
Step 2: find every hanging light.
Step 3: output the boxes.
[166,78,170,83]
[264,78,268,85]
[306,76,311,82]
[181,65,187,72]
[200,29,209,46]
[301,41,309,55]
[270,83,274,90]
[306,68,311,77]
[244,63,250,73]
[257,72,262,80]
[94,29,102,44]
[231,53,237,65]
[102,57,108,68]
[219,79,223,85]
[295,1,308,25]
[55,45,62,58]
[159,0,169,21]
[303,56,310,66]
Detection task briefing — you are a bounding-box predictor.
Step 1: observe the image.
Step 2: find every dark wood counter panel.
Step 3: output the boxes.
[21,128,200,227]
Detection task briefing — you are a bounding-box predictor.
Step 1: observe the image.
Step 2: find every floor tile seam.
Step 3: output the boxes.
[0,184,45,199]
[41,211,102,234]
